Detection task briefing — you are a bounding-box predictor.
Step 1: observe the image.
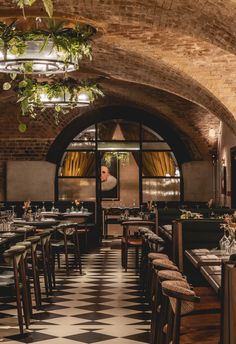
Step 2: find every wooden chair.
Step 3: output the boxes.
[0,245,29,334]
[121,220,155,271]
[24,236,42,310]
[37,230,53,296]
[51,223,82,275]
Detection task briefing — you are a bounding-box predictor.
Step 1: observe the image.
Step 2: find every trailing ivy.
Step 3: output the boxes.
[0,20,94,68]
[2,77,104,130]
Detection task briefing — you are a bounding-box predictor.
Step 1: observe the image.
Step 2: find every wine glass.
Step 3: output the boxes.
[51,201,55,213]
[219,224,229,252]
[11,205,16,219]
[80,202,84,212]
[71,202,75,212]
[42,201,46,212]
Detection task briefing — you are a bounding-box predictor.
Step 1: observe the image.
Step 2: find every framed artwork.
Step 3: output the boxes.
[100,153,120,200]
[221,165,227,195]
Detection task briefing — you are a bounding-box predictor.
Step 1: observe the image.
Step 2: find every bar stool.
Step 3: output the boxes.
[0,245,29,334]
[150,259,179,304]
[121,220,155,271]
[140,233,165,291]
[146,252,169,295]
[151,272,187,344]
[161,281,220,344]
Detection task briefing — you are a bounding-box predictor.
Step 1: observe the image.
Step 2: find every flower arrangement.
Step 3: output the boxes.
[75,199,80,207]
[223,214,236,237]
[180,209,203,219]
[23,199,31,212]
[22,200,32,220]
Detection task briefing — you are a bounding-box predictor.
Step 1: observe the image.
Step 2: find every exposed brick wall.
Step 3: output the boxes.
[0,139,53,161]
[0,0,236,202]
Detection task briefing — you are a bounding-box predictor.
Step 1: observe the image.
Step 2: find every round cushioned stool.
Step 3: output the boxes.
[158,270,184,282]
[148,252,168,261]
[150,259,179,307]
[152,259,178,271]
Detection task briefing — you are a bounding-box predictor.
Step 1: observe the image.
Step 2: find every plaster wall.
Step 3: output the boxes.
[6,161,56,201]
[217,122,236,207]
[182,161,213,202]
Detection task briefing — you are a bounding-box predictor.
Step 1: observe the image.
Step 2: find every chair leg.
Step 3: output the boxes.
[46,243,53,294]
[75,235,82,275]
[165,305,174,344]
[64,236,69,275]
[32,249,42,309]
[51,253,56,288]
[135,247,139,271]
[24,259,33,318]
[57,253,60,268]
[41,245,49,297]
[13,261,24,334]
[20,259,30,329]
[124,243,128,272]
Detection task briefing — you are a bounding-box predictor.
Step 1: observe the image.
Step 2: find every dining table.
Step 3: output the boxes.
[13,217,60,228]
[185,248,230,294]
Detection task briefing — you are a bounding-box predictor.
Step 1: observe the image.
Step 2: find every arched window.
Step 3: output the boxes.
[57,120,181,204]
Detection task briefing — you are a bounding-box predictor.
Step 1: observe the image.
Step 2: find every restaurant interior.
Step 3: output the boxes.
[0,1,236,343]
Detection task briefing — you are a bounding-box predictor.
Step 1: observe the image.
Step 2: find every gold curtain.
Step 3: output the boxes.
[142,151,175,176]
[61,152,95,176]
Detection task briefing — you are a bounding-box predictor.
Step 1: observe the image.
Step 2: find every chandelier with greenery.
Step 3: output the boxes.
[3,77,103,127]
[0,20,94,74]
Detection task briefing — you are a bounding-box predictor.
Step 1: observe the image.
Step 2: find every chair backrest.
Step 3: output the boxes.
[3,245,26,269]
[172,219,223,271]
[221,261,236,344]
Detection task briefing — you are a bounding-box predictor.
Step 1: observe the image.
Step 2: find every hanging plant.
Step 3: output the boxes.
[13,0,53,18]
[104,152,130,167]
[2,76,104,130]
[0,20,95,74]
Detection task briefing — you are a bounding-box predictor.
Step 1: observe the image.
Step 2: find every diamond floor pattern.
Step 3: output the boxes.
[0,240,150,343]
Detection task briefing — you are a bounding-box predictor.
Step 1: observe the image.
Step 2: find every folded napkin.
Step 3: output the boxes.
[200,254,219,260]
[192,249,209,254]
[210,266,221,272]
[1,232,15,237]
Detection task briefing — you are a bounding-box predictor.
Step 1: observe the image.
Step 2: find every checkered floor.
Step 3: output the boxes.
[0,240,150,343]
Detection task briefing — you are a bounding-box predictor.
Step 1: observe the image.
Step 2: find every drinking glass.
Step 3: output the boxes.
[219,224,229,252]
[11,205,16,219]
[51,202,55,213]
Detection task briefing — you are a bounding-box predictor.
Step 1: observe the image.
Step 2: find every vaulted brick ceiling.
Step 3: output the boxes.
[0,0,235,160]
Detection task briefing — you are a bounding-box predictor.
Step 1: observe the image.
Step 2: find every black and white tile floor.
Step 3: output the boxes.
[0,241,151,343]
